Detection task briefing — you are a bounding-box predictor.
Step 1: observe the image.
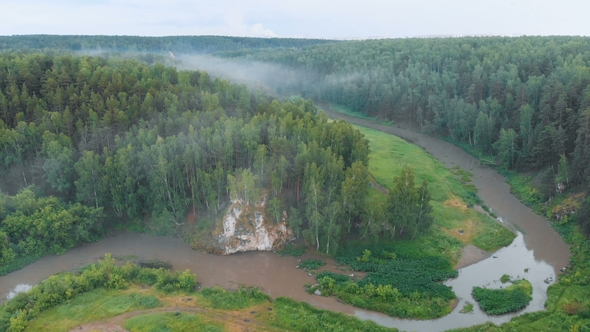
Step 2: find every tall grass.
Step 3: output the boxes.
[265,297,398,332]
[199,286,270,310]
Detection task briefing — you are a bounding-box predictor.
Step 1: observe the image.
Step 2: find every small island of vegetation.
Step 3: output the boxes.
[472,278,533,315]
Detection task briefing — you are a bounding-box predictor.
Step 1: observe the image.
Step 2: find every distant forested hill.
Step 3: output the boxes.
[0,35,338,53]
[218,36,590,185]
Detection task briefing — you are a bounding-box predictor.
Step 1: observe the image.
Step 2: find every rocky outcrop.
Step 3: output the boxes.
[213,195,294,255]
[550,192,584,222]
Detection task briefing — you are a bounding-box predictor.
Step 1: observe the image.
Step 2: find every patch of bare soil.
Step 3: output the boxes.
[369,174,388,195]
[444,197,468,211]
[442,219,476,244]
[454,244,491,270]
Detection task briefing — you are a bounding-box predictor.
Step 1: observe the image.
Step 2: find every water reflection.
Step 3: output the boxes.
[7,284,32,300]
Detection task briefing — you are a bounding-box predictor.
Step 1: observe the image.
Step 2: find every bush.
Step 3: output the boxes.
[277,243,305,257]
[135,268,158,286]
[200,286,270,310]
[154,269,197,293]
[472,279,533,315]
[316,271,351,285]
[298,259,326,270]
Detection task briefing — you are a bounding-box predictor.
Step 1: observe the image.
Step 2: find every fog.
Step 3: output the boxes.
[172,53,369,104]
[176,54,305,97]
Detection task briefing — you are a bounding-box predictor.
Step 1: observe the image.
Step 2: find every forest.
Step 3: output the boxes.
[214,36,590,234]
[0,52,437,275]
[0,35,337,54]
[216,37,590,170]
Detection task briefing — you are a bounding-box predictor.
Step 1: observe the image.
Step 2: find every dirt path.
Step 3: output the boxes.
[369,174,388,195]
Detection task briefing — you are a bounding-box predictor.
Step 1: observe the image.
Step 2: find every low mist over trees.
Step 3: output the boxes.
[1,52,432,271]
[219,36,590,189]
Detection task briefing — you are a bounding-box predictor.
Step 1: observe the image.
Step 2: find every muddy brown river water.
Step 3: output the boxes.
[0,109,571,332]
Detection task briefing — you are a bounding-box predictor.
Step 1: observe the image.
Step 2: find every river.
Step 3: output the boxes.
[0,109,571,332]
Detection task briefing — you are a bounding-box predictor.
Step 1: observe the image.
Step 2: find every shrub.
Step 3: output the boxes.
[277,244,305,257]
[200,286,270,310]
[135,268,158,285]
[472,279,533,315]
[298,259,326,270]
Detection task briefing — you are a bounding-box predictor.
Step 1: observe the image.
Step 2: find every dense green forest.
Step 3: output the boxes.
[0,52,438,275]
[218,37,589,181]
[213,36,590,234]
[0,35,337,54]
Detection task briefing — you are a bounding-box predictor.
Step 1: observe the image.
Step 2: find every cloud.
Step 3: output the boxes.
[220,11,277,37]
[0,0,588,38]
[0,0,277,37]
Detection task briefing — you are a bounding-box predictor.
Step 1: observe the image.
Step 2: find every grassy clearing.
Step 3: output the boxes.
[317,102,395,125]
[25,289,162,331]
[124,312,224,332]
[356,125,515,252]
[23,286,398,332]
[25,285,269,332]
[358,125,469,203]
[472,279,533,315]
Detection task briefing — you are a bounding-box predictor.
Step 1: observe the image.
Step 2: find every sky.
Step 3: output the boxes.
[1,0,589,39]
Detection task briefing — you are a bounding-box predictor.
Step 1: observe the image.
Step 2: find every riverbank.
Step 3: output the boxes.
[319,102,590,332]
[4,256,395,332]
[319,103,570,274]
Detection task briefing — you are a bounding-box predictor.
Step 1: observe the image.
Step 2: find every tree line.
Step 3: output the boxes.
[0,35,337,54]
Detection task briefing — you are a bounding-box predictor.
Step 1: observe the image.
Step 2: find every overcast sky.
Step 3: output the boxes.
[1,0,588,39]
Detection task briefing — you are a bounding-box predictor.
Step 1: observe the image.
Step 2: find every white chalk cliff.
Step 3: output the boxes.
[215,195,293,255]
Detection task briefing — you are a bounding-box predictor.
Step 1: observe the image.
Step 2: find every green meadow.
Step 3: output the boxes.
[356,125,515,255]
